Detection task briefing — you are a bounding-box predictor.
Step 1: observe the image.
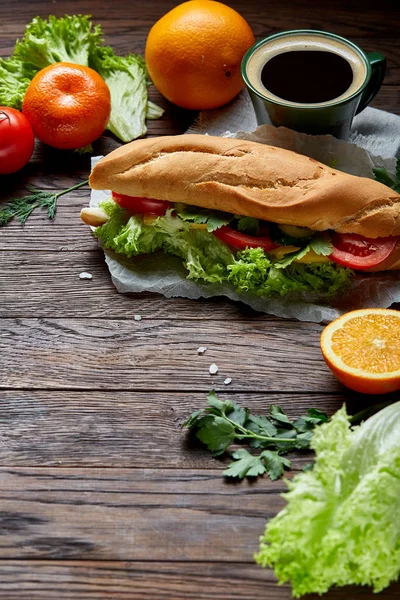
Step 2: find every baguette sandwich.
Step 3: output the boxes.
[81,134,400,299]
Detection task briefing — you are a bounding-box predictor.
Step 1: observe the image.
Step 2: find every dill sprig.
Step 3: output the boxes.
[0,179,89,226]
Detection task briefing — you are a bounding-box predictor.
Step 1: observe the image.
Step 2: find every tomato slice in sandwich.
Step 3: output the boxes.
[330,233,397,270]
[112,192,172,215]
[214,225,278,251]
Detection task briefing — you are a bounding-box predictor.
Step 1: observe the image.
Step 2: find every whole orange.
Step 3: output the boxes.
[22,62,111,150]
[145,0,255,110]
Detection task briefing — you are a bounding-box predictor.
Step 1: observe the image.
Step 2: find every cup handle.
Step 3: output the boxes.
[356,52,386,114]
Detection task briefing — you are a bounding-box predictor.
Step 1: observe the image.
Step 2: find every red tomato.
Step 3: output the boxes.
[112,192,172,215]
[213,225,278,251]
[0,107,35,175]
[330,233,397,269]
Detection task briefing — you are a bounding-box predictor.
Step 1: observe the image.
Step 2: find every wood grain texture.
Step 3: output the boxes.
[0,0,399,39]
[0,195,95,251]
[4,251,397,321]
[0,390,363,467]
[0,317,342,392]
[0,467,279,560]
[0,0,399,597]
[370,86,400,114]
[0,561,398,600]
[0,250,257,319]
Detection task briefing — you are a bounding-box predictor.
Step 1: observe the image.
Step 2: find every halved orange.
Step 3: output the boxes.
[320,308,400,395]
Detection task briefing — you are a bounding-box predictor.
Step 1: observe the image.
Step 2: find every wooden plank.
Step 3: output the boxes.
[0,560,398,599]
[0,467,280,560]
[6,250,392,321]
[0,0,399,39]
[0,317,344,392]
[0,561,276,600]
[0,195,96,251]
[0,390,350,467]
[370,86,400,114]
[0,250,260,319]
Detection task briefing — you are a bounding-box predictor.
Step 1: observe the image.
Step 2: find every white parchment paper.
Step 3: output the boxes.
[90,123,400,323]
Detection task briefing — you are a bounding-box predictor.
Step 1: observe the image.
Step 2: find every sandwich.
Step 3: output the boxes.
[80,134,400,300]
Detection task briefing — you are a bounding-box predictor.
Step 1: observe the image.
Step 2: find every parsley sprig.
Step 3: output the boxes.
[275,236,333,269]
[174,204,232,232]
[183,392,328,480]
[0,179,89,226]
[372,157,400,193]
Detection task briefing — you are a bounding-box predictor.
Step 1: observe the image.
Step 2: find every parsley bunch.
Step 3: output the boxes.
[183,392,328,480]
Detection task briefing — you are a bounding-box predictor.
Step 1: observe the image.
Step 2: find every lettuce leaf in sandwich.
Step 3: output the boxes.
[93,198,353,298]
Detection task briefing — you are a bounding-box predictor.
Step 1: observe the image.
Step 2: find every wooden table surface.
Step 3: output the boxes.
[1,0,399,598]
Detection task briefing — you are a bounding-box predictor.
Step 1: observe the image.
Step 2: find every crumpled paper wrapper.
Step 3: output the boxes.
[90,126,400,323]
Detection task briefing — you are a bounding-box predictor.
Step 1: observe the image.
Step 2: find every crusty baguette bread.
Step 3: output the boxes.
[90,134,400,239]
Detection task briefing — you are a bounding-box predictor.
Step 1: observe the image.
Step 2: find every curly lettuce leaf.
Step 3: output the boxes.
[5,14,163,142]
[93,202,352,297]
[158,213,235,283]
[228,247,351,297]
[255,402,400,597]
[95,203,234,283]
[113,215,165,257]
[93,201,130,249]
[0,56,37,109]
[14,15,102,69]
[89,45,162,142]
[94,200,164,256]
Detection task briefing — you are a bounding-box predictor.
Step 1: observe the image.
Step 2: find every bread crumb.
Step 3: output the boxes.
[79,272,93,280]
[209,363,218,375]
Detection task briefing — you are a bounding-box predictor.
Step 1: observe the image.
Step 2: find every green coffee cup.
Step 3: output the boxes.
[241,30,386,139]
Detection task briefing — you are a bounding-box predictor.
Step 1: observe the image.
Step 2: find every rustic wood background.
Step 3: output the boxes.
[1,0,399,597]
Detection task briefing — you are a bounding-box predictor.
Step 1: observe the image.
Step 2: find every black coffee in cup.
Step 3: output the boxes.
[246,32,367,106]
[261,50,354,104]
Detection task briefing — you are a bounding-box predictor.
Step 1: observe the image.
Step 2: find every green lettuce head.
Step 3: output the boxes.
[255,402,400,596]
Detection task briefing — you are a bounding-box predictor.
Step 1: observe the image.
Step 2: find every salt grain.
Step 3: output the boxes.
[223,377,232,385]
[134,315,142,321]
[79,272,93,280]
[209,363,219,375]
[197,346,207,354]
